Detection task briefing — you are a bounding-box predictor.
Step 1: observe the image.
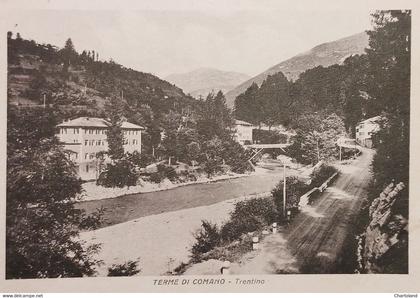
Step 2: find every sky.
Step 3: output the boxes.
[4,3,373,78]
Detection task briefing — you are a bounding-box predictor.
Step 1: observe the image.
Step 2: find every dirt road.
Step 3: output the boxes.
[231,148,374,274]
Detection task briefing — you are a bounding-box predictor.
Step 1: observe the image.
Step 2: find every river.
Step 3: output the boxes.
[76,159,294,229]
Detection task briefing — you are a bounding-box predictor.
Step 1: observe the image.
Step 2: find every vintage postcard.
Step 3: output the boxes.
[0,0,419,293]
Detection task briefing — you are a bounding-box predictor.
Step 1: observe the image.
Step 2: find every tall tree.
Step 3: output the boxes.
[6,107,101,278]
[197,91,234,140]
[366,10,411,193]
[288,112,345,164]
[105,97,125,160]
[234,82,261,125]
[258,72,292,128]
[61,38,77,72]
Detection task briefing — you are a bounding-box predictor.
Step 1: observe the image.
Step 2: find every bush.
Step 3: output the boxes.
[220,198,278,242]
[126,151,155,168]
[191,221,221,262]
[202,157,224,178]
[97,158,139,188]
[272,176,309,217]
[310,164,337,188]
[149,164,179,184]
[341,147,360,160]
[107,260,141,276]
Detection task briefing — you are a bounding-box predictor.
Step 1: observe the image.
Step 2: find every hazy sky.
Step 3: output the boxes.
[5,6,373,78]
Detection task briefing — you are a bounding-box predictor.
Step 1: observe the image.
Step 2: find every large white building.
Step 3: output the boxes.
[355,116,381,148]
[234,119,254,145]
[56,117,144,180]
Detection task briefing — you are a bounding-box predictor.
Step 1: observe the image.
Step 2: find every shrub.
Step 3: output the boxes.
[341,147,360,160]
[272,176,309,217]
[149,171,164,184]
[220,198,278,242]
[149,164,179,184]
[107,260,141,276]
[310,164,337,188]
[191,221,221,262]
[157,164,178,182]
[126,151,154,168]
[202,157,224,178]
[97,158,139,188]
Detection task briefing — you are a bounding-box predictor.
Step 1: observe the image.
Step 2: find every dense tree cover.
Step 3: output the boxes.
[366,10,410,196]
[158,91,253,176]
[235,73,292,127]
[287,112,345,164]
[6,107,102,278]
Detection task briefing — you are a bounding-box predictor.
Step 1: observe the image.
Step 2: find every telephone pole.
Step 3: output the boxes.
[283,163,286,218]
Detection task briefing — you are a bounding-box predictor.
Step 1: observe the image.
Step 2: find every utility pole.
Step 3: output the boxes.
[316,139,320,163]
[339,145,342,162]
[283,163,286,218]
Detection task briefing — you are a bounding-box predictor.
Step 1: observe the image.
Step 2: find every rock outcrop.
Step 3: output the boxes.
[360,182,408,273]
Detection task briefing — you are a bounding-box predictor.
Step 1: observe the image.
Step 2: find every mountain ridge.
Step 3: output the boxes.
[225,32,369,107]
[165,67,250,99]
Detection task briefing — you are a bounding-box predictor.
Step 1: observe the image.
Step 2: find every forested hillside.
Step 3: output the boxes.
[7,33,202,154]
[225,32,369,106]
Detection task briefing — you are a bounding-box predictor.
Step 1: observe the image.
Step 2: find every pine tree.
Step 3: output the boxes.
[367,10,410,193]
[62,38,77,72]
[105,97,125,160]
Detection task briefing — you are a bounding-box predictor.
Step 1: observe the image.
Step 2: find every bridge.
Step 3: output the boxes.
[244,143,291,162]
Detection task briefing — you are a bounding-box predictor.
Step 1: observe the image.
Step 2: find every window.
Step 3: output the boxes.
[85,140,88,146]
[97,140,101,145]
[90,154,94,160]
[132,139,136,145]
[86,165,89,173]
[85,153,89,160]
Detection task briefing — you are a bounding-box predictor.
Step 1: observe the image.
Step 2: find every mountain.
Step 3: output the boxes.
[225,32,369,107]
[165,67,250,99]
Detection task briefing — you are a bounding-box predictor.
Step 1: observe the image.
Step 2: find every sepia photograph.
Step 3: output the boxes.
[2,0,413,290]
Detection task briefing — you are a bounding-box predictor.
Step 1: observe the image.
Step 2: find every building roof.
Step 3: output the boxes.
[358,115,382,124]
[57,117,144,129]
[235,119,253,126]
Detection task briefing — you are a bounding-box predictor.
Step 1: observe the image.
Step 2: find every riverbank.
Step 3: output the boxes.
[79,191,271,276]
[80,170,266,202]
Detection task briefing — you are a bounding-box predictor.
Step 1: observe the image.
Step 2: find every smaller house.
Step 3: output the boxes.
[356,116,382,148]
[234,119,253,145]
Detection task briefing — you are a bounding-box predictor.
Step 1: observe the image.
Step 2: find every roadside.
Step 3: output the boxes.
[225,148,374,274]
